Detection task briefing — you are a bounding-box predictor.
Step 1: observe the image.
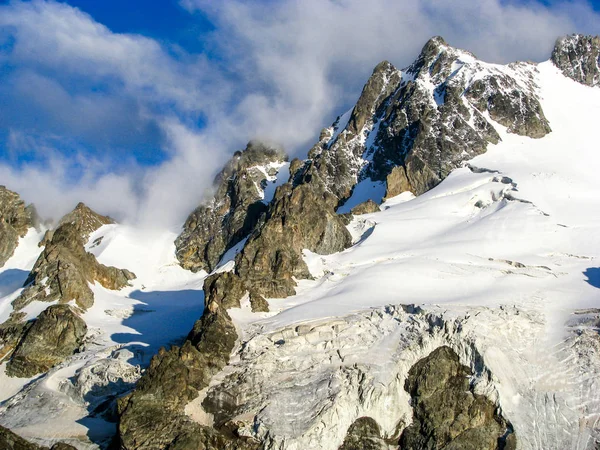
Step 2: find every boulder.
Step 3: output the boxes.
[6,305,87,378]
[399,346,516,450]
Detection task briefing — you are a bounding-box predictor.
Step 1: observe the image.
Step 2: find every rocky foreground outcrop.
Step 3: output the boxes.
[399,346,515,449]
[552,34,600,87]
[117,272,257,449]
[0,203,135,377]
[13,202,135,311]
[176,141,288,273]
[337,347,515,450]
[0,186,38,268]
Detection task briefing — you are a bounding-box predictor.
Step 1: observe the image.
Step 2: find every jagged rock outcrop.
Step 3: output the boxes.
[309,36,550,204]
[338,417,391,450]
[0,425,76,450]
[0,186,37,268]
[176,141,288,273]
[399,346,515,450]
[12,202,135,311]
[118,272,258,449]
[306,60,402,202]
[0,203,135,377]
[552,34,600,87]
[235,180,352,297]
[6,304,87,378]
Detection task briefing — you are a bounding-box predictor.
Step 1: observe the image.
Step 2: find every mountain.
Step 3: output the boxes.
[0,34,600,449]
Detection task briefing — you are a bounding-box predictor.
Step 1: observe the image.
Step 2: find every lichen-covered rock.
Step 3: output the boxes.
[0,312,31,362]
[12,203,135,311]
[176,141,288,273]
[399,346,515,450]
[6,305,87,378]
[0,186,37,268]
[552,34,600,87]
[338,417,390,450]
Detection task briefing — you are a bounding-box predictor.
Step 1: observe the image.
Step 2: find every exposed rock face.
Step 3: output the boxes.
[399,346,515,450]
[118,272,258,450]
[552,34,600,87]
[384,165,413,198]
[350,200,380,215]
[1,203,135,377]
[12,203,135,311]
[6,305,87,377]
[338,417,391,450]
[235,180,352,297]
[0,425,77,450]
[0,186,37,268]
[176,141,288,273]
[309,37,550,204]
[306,60,402,202]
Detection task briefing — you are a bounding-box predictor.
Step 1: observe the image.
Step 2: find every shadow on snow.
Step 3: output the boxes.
[0,268,30,297]
[584,267,600,289]
[77,288,204,448]
[110,289,205,366]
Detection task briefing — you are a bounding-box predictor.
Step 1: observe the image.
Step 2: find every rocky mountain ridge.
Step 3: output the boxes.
[116,34,600,450]
[0,33,599,450]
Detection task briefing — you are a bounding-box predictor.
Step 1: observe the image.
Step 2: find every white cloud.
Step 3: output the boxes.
[1,0,599,229]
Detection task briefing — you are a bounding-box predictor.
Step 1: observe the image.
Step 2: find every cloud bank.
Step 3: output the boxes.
[0,0,599,228]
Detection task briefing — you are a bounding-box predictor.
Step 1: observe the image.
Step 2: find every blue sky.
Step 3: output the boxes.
[0,0,599,226]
